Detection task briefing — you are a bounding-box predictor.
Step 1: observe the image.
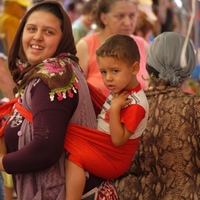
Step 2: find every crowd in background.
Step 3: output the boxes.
[0,0,197,50]
[61,0,195,43]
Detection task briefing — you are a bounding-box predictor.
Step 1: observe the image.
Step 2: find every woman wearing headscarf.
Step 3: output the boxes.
[0,1,109,199]
[115,32,200,199]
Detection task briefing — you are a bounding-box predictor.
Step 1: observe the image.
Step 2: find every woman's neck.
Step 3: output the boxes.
[97,29,113,45]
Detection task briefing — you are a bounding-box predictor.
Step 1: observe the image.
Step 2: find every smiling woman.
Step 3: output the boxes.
[22,7,63,65]
[0,1,98,199]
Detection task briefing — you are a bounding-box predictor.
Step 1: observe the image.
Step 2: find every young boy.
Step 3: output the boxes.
[65,34,149,200]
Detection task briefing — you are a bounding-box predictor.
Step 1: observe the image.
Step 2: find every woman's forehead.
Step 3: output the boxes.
[110,1,137,11]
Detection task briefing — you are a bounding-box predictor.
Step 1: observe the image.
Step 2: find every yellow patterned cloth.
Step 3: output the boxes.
[2,172,13,188]
[0,12,20,56]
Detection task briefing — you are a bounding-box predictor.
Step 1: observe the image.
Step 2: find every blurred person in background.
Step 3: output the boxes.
[134,11,155,53]
[134,12,155,43]
[0,39,14,100]
[0,0,32,56]
[152,0,180,35]
[72,0,97,44]
[63,0,83,22]
[135,0,157,51]
[160,0,180,33]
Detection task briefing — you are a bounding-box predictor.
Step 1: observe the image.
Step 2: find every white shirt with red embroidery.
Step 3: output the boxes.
[97,84,149,139]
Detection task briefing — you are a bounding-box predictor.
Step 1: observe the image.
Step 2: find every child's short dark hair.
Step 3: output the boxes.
[96,34,140,65]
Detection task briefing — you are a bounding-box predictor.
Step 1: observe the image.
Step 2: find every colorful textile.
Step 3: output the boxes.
[16,53,79,101]
[97,180,119,200]
[82,180,119,200]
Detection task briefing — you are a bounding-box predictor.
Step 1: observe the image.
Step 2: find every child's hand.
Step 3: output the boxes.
[0,137,7,157]
[112,91,132,109]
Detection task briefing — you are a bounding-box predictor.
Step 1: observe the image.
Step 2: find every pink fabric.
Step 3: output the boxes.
[83,33,148,97]
[130,35,148,89]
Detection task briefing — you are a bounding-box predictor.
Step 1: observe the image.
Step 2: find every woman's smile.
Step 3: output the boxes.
[22,10,62,65]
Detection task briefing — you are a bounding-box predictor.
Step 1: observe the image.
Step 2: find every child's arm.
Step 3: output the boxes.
[109,91,132,146]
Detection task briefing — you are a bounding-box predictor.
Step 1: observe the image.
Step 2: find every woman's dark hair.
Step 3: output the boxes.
[146,64,170,87]
[94,0,113,29]
[146,64,159,78]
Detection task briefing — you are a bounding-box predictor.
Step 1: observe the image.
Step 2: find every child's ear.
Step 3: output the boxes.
[131,62,140,75]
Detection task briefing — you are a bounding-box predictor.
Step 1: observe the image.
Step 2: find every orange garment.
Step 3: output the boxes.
[83,33,148,97]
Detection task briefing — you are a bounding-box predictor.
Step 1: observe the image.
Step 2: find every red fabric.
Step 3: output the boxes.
[0,98,17,116]
[87,82,106,116]
[0,98,34,137]
[0,98,18,137]
[15,102,33,123]
[65,124,139,179]
[121,104,145,133]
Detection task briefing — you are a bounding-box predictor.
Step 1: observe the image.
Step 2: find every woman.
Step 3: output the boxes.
[0,1,109,199]
[76,0,148,97]
[115,32,200,199]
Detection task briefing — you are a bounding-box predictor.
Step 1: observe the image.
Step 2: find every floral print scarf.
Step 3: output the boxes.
[16,52,79,101]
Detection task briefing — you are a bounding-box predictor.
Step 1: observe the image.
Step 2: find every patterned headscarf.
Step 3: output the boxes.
[146,32,196,86]
[8,1,79,96]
